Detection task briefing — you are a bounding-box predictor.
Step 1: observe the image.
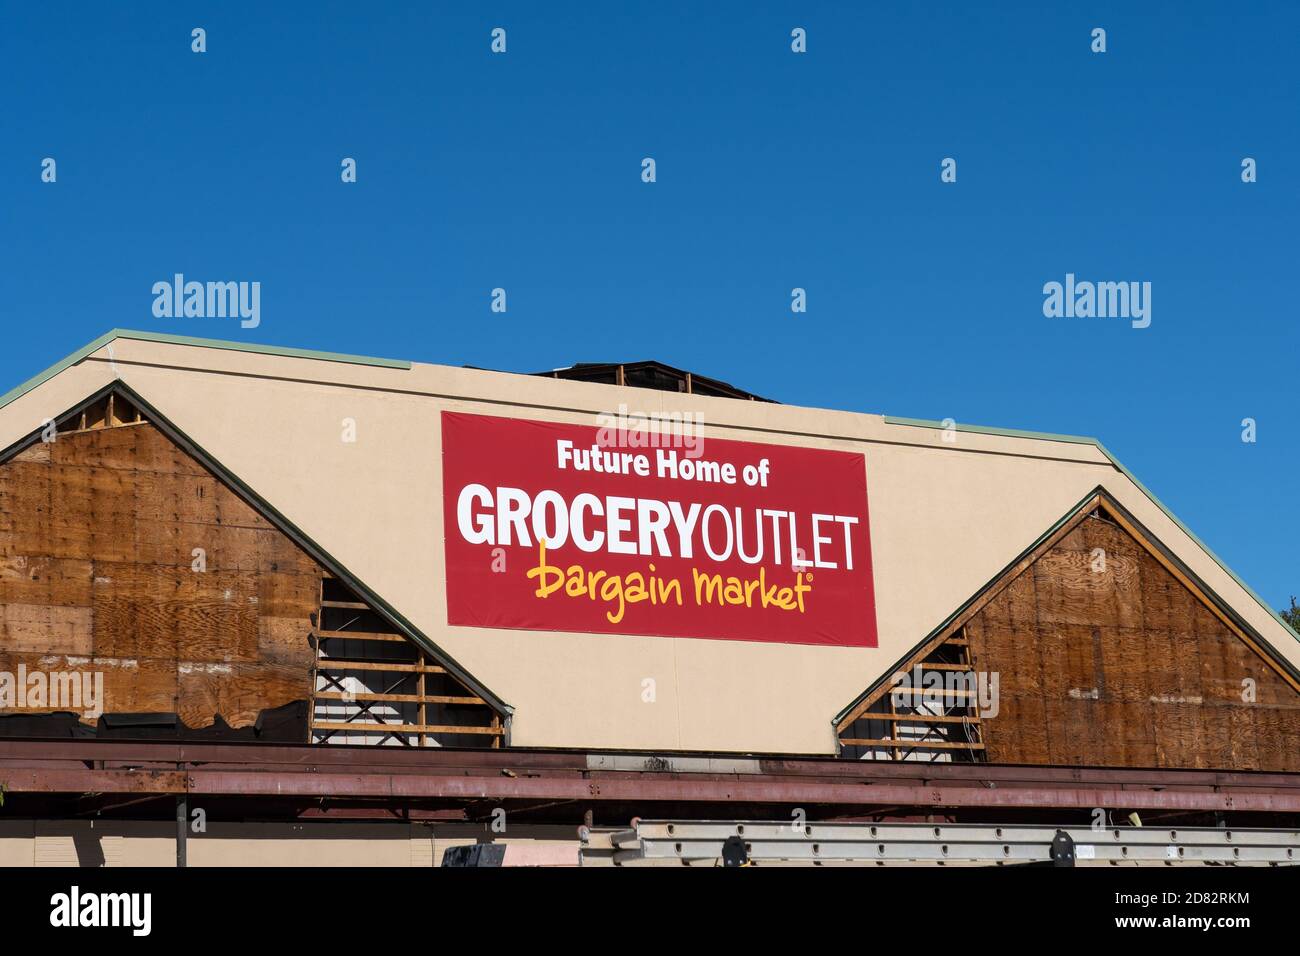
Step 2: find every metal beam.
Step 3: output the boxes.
[2,739,1299,816]
[1,738,1297,790]
[178,770,1300,813]
[176,794,187,868]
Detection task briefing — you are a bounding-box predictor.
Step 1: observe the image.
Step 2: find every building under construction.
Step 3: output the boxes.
[0,330,1297,866]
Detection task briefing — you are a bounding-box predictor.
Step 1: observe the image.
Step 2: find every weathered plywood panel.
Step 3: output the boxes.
[971,511,1300,771]
[258,616,314,667]
[0,555,92,606]
[0,418,323,732]
[0,604,93,655]
[178,661,305,729]
[90,563,256,663]
[125,425,210,477]
[0,464,52,554]
[982,696,1049,764]
[98,656,179,715]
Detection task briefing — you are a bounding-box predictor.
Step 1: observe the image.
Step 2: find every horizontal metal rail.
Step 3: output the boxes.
[585,820,1300,866]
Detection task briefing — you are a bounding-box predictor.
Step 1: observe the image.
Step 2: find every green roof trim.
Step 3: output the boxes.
[107,328,412,369]
[883,415,1300,645]
[881,414,1100,446]
[0,329,411,414]
[0,331,119,414]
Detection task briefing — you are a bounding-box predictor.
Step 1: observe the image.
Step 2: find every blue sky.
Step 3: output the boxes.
[2,3,1296,612]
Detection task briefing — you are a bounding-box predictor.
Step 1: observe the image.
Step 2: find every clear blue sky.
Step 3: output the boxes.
[2,3,1296,613]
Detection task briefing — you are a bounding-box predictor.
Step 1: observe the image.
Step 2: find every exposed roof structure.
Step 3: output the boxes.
[530,360,776,402]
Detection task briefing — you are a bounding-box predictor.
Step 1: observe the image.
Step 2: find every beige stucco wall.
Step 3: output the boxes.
[0,820,576,866]
[2,336,1295,754]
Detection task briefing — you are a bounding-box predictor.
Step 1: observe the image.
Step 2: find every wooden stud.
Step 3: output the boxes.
[315,661,442,674]
[417,663,427,748]
[887,688,977,699]
[315,691,485,705]
[312,721,503,736]
[308,575,323,744]
[877,713,981,724]
[314,629,409,643]
[839,739,986,750]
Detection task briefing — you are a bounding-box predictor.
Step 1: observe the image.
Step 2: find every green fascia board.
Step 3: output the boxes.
[106,329,412,369]
[882,416,1300,645]
[0,329,411,414]
[0,331,120,414]
[881,414,1101,446]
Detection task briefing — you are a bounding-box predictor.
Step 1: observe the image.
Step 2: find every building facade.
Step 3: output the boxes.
[0,331,1297,865]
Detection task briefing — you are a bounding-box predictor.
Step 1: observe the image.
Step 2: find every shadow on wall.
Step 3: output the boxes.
[72,830,107,867]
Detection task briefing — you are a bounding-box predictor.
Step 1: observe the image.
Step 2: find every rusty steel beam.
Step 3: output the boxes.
[0,737,1296,789]
[179,770,1300,813]
[0,768,186,794]
[1,738,1299,814]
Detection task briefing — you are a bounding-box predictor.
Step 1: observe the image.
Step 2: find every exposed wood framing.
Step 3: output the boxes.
[311,577,504,747]
[839,624,985,763]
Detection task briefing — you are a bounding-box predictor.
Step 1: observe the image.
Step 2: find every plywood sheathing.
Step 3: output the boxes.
[838,496,1300,772]
[0,410,320,729]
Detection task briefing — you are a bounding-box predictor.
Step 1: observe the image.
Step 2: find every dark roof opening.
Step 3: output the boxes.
[531,361,775,402]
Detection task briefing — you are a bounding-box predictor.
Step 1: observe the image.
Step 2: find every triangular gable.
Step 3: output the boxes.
[0,381,511,742]
[836,488,1300,769]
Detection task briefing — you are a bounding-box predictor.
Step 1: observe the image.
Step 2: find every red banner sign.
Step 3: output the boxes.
[441,411,877,647]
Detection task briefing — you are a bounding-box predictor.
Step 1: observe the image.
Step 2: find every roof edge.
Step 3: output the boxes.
[881,414,1100,446]
[0,331,119,414]
[0,329,411,415]
[881,415,1300,646]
